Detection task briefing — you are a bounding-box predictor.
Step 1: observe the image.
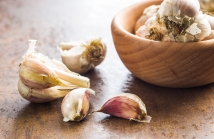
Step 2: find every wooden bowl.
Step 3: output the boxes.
[111,0,214,88]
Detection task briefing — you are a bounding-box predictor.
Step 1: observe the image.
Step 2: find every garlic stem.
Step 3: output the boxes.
[52,67,90,88]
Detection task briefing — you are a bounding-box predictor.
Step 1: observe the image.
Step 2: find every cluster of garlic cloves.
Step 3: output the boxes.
[61,88,95,122]
[136,0,212,42]
[18,40,90,103]
[58,38,106,74]
[93,93,151,123]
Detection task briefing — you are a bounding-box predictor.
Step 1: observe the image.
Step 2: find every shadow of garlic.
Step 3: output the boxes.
[92,93,152,123]
[58,38,106,74]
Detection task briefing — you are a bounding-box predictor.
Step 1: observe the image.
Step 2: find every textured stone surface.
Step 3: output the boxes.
[1,0,214,138]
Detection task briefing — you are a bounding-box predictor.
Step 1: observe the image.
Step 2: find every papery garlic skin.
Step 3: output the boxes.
[61,88,95,122]
[58,38,106,74]
[136,0,211,42]
[18,79,75,103]
[94,93,152,123]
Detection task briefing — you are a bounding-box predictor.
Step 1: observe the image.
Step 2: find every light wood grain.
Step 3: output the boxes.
[111,0,214,88]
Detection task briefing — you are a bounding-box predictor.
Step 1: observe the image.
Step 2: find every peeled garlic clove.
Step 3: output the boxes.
[19,57,62,89]
[58,38,106,74]
[18,79,76,103]
[61,88,95,122]
[94,93,151,123]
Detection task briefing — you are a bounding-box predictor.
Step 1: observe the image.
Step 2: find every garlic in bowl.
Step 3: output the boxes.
[111,0,214,88]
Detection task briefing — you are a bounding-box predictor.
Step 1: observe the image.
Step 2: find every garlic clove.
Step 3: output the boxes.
[19,40,90,88]
[19,57,63,89]
[58,38,106,74]
[18,79,76,103]
[61,88,95,122]
[94,93,151,123]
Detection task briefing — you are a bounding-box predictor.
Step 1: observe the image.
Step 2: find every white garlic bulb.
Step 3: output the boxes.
[134,5,160,32]
[199,0,214,12]
[136,0,211,42]
[61,88,95,122]
[58,38,106,74]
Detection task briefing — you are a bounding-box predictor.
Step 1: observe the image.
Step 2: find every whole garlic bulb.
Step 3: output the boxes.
[61,88,95,122]
[58,38,106,74]
[136,0,211,42]
[199,0,214,12]
[134,5,160,32]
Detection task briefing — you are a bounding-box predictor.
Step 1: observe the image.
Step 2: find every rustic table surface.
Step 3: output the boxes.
[1,0,214,139]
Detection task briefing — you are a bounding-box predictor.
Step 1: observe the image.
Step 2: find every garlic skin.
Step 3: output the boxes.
[136,0,211,42]
[94,93,151,123]
[18,79,76,103]
[58,38,106,74]
[134,5,160,32]
[61,88,95,122]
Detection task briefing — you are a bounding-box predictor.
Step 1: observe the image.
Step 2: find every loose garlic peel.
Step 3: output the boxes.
[93,93,151,123]
[61,88,95,122]
[58,38,106,74]
[136,0,211,42]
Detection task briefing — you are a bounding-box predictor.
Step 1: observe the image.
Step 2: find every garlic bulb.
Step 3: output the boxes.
[134,5,160,32]
[199,0,214,13]
[93,93,151,123]
[18,79,76,103]
[136,0,211,42]
[58,38,106,74]
[61,88,95,122]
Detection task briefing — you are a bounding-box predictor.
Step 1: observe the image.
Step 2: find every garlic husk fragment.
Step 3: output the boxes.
[18,79,76,103]
[58,38,106,74]
[134,5,160,32]
[94,93,151,123]
[19,40,90,89]
[136,0,211,42]
[61,88,95,122]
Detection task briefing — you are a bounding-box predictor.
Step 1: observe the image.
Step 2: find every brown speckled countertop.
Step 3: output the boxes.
[1,0,214,138]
